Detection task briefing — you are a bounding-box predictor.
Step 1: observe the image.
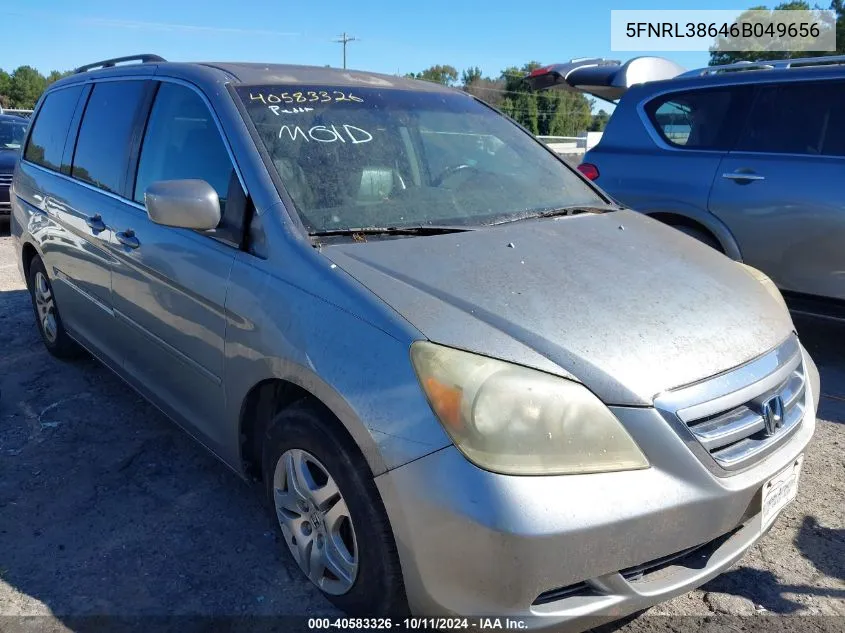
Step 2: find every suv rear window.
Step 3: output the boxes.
[24,86,84,171]
[737,81,845,157]
[645,87,753,151]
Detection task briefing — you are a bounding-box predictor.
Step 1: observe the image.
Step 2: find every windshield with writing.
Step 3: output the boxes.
[237,85,605,232]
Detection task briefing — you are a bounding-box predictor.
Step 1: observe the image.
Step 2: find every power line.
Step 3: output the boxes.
[332,32,358,69]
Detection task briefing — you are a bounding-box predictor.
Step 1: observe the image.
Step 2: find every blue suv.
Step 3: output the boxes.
[528,55,845,314]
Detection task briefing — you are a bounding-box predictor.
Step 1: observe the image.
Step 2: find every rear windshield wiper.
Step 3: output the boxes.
[310,226,472,238]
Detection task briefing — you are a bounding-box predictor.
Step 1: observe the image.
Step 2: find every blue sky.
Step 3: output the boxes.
[3,1,762,101]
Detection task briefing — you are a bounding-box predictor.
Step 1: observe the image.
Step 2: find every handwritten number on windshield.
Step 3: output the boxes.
[249,90,363,105]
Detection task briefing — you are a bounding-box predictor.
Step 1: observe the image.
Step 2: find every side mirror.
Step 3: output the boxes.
[144,179,221,230]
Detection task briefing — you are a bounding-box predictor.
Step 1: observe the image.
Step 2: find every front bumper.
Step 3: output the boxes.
[376,361,816,631]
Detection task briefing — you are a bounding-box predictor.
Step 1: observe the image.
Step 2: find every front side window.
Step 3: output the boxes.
[72,81,147,193]
[645,87,752,151]
[134,82,240,243]
[24,86,83,170]
[0,118,28,151]
[737,81,845,157]
[237,85,605,232]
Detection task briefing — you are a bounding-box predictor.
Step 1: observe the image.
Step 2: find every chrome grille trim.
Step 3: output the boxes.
[655,335,807,474]
[0,174,13,185]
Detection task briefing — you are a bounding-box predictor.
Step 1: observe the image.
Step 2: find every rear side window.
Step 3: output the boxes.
[645,87,752,150]
[24,86,83,171]
[737,81,845,157]
[72,81,147,194]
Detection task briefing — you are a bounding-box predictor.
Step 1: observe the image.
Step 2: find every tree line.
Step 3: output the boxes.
[0,66,73,110]
[405,63,609,136]
[710,0,845,64]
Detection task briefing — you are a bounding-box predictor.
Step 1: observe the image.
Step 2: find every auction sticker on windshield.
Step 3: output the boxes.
[761,455,803,532]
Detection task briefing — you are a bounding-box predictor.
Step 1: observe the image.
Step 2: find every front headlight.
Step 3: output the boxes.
[738,263,788,312]
[410,342,649,475]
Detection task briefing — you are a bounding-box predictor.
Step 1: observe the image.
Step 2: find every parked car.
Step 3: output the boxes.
[12,55,819,631]
[0,113,28,219]
[527,55,845,315]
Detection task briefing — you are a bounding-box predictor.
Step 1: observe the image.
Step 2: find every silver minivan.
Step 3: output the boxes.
[12,55,818,631]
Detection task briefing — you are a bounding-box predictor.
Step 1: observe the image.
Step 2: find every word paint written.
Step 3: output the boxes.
[250,90,364,105]
[279,124,373,144]
[268,106,314,115]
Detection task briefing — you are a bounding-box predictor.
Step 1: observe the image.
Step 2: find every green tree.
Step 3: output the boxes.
[513,92,539,134]
[589,109,611,132]
[709,1,839,65]
[546,91,592,136]
[405,64,458,85]
[832,0,845,51]
[461,66,482,87]
[46,70,71,86]
[0,70,10,108]
[8,66,47,109]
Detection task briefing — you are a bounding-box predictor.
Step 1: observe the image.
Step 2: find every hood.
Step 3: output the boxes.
[323,210,794,406]
[0,149,18,171]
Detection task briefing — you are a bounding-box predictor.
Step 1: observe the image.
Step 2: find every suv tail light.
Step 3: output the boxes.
[577,163,599,181]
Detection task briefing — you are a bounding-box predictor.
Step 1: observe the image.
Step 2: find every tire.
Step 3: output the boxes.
[27,256,80,359]
[262,402,408,616]
[672,224,723,252]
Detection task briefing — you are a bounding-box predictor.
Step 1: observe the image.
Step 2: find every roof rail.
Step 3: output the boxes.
[74,54,167,74]
[680,54,845,77]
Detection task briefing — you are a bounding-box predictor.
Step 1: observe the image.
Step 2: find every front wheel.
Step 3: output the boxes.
[262,403,408,616]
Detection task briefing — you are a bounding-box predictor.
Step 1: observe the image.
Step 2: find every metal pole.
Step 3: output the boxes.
[333,32,357,69]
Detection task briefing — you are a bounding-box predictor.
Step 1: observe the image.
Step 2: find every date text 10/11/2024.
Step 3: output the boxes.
[307,617,530,630]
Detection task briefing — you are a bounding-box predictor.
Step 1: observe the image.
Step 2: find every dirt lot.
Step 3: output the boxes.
[0,232,842,633]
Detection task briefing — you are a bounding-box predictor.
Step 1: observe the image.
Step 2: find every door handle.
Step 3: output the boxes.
[722,172,765,182]
[86,214,106,233]
[116,229,140,249]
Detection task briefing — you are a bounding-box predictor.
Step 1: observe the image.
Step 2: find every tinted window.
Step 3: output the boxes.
[135,83,234,205]
[646,87,752,150]
[72,81,146,193]
[24,86,83,170]
[737,82,845,157]
[237,85,605,232]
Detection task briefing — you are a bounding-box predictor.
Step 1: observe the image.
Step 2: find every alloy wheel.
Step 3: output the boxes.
[272,448,359,595]
[34,271,58,344]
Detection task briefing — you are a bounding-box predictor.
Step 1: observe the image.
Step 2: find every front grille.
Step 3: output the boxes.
[656,335,806,473]
[0,173,12,186]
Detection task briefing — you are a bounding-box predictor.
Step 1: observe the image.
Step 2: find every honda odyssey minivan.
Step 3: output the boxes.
[11,54,818,631]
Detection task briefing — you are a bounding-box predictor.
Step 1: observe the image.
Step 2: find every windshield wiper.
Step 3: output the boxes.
[310,225,472,238]
[491,205,615,226]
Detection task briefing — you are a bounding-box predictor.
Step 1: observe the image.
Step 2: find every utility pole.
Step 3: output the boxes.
[333,32,357,69]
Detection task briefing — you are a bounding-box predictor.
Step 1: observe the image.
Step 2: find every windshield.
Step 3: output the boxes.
[0,118,28,150]
[237,85,606,232]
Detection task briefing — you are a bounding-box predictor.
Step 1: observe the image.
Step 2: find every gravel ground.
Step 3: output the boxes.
[0,231,842,633]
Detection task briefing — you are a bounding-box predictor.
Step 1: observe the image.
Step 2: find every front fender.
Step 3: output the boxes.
[222,255,453,477]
